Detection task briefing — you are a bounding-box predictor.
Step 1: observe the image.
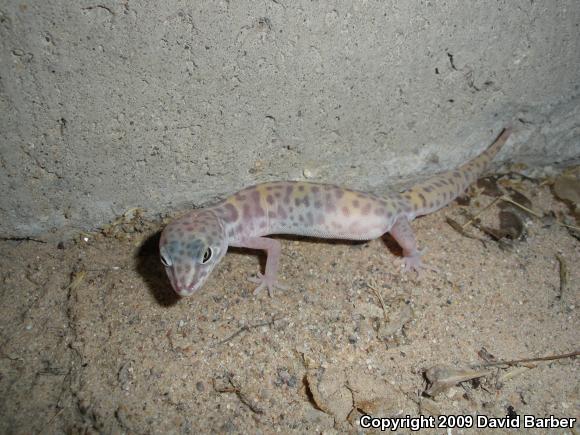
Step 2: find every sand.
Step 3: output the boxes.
[1,175,578,434]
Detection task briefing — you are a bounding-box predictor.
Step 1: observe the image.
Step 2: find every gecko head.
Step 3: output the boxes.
[159,211,227,297]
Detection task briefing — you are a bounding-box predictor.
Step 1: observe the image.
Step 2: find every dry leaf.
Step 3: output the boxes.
[424,366,493,396]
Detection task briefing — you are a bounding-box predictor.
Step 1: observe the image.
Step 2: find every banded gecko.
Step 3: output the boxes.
[160,127,511,297]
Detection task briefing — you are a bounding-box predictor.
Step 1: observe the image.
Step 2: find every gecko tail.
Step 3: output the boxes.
[401,126,512,218]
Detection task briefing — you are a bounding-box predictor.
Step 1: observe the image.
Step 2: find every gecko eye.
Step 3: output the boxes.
[160,252,172,267]
[201,247,213,264]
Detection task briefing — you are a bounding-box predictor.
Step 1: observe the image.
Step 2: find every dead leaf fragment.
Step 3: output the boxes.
[476,176,503,197]
[424,366,493,396]
[506,188,533,209]
[305,368,352,421]
[347,373,401,416]
[553,174,580,208]
[499,210,526,240]
[377,304,413,342]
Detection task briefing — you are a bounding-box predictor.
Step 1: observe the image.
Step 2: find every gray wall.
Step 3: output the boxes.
[1,0,579,238]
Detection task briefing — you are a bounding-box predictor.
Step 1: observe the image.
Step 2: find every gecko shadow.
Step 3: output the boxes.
[135,230,180,307]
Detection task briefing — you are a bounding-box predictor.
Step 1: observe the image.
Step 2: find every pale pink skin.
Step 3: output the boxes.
[160,128,511,297]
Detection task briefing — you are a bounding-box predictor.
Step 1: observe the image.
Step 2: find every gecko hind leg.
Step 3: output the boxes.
[389,216,439,274]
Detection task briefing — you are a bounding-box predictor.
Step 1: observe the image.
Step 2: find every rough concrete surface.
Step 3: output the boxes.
[1,0,579,236]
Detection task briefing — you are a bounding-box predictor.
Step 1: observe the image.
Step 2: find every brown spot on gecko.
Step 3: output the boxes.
[254,206,265,218]
[235,193,246,201]
[418,193,427,208]
[334,189,344,199]
[341,206,350,216]
[285,185,293,201]
[314,200,322,209]
[352,199,360,208]
[277,206,287,219]
[268,211,276,219]
[311,186,320,194]
[242,203,251,219]
[375,207,386,216]
[266,194,274,205]
[298,185,305,192]
[362,203,372,215]
[222,203,239,223]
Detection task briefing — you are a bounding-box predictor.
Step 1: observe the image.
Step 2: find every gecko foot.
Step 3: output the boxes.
[248,272,288,297]
[402,253,423,272]
[397,249,440,275]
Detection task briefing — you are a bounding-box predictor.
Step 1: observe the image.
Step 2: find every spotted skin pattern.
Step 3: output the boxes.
[160,128,511,297]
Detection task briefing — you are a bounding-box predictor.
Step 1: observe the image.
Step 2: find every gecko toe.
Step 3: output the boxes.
[248,272,287,297]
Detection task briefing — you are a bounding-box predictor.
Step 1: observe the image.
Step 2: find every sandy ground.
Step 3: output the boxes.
[0,174,578,434]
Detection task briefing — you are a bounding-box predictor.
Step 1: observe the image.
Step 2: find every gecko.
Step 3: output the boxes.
[160,127,511,297]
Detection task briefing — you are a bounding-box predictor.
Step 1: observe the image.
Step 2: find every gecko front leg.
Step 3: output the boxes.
[229,237,288,296]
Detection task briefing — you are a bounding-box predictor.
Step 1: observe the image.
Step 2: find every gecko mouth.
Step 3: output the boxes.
[172,277,198,296]
[176,284,198,297]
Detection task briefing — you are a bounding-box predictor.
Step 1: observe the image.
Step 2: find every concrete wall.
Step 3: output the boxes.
[1,0,579,238]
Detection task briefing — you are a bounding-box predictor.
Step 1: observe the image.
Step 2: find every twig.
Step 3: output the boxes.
[0,236,46,243]
[213,375,264,414]
[217,316,286,346]
[461,196,502,229]
[474,350,579,368]
[45,407,65,429]
[367,282,389,323]
[555,254,568,299]
[500,196,580,230]
[462,194,580,232]
[499,195,542,218]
